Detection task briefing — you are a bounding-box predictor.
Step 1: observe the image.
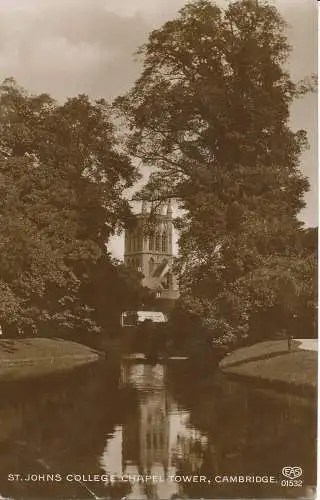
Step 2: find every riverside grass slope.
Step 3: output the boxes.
[0,338,102,382]
[219,339,317,396]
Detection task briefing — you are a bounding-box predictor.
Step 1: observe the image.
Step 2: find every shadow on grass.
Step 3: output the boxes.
[222,348,296,369]
[0,340,31,354]
[221,339,315,370]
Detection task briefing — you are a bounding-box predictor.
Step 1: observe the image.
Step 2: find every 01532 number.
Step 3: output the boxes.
[281,479,303,487]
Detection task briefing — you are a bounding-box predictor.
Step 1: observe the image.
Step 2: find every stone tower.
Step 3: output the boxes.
[124,200,179,305]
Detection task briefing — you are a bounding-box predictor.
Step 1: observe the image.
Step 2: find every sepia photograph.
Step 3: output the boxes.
[0,0,317,499]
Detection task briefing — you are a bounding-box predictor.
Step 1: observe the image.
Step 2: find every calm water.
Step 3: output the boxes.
[0,359,316,499]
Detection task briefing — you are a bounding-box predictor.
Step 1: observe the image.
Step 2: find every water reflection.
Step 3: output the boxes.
[0,363,133,499]
[101,362,316,499]
[0,359,316,499]
[101,363,209,499]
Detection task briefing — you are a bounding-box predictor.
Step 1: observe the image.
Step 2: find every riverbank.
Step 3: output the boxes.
[0,338,103,382]
[219,339,317,396]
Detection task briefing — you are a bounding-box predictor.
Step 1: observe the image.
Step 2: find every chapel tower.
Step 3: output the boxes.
[124,200,179,305]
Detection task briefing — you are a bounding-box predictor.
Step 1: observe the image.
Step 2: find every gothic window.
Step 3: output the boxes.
[162,234,167,252]
[149,234,155,251]
[155,233,161,251]
[144,236,148,250]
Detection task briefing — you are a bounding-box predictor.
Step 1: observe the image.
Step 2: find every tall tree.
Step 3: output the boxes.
[0,79,140,336]
[116,0,316,341]
[82,254,153,335]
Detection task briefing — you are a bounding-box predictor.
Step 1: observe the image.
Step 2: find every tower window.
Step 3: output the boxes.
[162,234,167,252]
[155,233,161,251]
[149,234,155,251]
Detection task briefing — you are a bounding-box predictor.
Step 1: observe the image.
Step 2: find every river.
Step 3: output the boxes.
[0,359,316,499]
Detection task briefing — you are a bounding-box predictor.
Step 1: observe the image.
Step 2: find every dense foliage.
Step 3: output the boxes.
[116,0,317,342]
[0,79,146,337]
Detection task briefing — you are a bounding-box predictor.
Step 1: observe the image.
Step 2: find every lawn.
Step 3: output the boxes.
[219,339,317,393]
[0,338,102,381]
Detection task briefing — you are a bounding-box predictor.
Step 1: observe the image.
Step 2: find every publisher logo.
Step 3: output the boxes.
[282,467,302,480]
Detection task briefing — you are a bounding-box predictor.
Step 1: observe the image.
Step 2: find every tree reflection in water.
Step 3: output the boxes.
[168,366,317,499]
[0,360,316,499]
[0,362,134,499]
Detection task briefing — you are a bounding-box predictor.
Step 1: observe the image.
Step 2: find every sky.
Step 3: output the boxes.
[0,0,317,258]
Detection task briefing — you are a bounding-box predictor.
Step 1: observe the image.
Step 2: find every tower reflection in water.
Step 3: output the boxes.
[100,362,208,499]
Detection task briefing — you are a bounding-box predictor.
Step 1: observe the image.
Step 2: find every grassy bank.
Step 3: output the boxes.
[0,338,103,382]
[219,339,317,395]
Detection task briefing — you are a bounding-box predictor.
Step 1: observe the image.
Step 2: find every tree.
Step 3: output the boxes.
[82,255,153,335]
[0,79,140,336]
[116,0,316,342]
